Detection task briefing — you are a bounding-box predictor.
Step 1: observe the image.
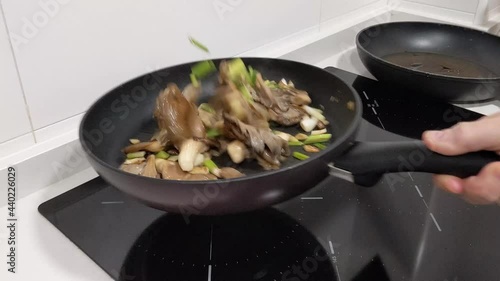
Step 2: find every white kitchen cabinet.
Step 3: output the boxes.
[1,0,321,130]
[0,4,33,144]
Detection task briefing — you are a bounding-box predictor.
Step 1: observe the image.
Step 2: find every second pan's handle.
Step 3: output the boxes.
[330,141,500,187]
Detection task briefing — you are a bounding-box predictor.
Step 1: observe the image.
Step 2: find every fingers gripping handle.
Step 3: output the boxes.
[330,141,500,187]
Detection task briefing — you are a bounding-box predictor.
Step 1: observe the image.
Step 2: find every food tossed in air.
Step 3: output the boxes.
[120,59,332,180]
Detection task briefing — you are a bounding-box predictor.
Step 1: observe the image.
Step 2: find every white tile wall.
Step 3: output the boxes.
[0,4,34,144]
[490,0,500,9]
[489,0,500,14]
[0,0,489,160]
[321,0,381,22]
[404,0,479,13]
[1,0,321,130]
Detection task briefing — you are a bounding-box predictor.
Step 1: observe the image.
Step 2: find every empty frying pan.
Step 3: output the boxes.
[356,22,500,103]
[79,57,500,215]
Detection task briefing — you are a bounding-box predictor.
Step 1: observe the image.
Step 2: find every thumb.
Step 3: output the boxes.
[422,114,500,156]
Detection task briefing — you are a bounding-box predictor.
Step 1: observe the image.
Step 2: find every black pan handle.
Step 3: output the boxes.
[330,141,500,187]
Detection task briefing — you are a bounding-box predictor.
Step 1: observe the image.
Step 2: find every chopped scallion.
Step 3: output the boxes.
[303,134,332,144]
[190,73,199,88]
[127,151,146,159]
[155,151,170,160]
[191,60,216,79]
[203,159,221,177]
[248,66,257,86]
[206,128,221,139]
[228,58,250,84]
[188,36,210,53]
[199,103,215,114]
[293,152,310,161]
[313,143,327,150]
[238,84,254,103]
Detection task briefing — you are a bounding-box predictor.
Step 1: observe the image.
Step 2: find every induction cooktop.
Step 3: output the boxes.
[39,67,500,281]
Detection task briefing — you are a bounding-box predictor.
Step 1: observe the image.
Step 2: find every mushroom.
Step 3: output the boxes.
[120,162,146,175]
[124,141,164,154]
[155,159,216,181]
[154,84,208,172]
[223,114,290,170]
[219,167,245,179]
[186,173,218,181]
[251,73,312,126]
[140,155,159,178]
[213,83,269,129]
[182,83,201,104]
[227,140,250,164]
[156,159,186,180]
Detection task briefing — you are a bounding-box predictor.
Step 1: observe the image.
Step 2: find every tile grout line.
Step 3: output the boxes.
[0,132,34,145]
[35,111,86,131]
[0,3,37,143]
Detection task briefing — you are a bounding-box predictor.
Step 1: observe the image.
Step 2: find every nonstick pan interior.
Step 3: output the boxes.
[356,22,500,102]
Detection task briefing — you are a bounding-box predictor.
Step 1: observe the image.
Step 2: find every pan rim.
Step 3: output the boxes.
[356,21,500,82]
[79,57,363,186]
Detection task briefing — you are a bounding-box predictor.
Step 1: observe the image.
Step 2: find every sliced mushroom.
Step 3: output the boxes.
[190,166,209,175]
[185,173,218,181]
[182,83,201,104]
[227,140,250,164]
[213,83,269,129]
[157,160,217,181]
[159,160,187,180]
[124,141,164,154]
[154,84,208,172]
[219,167,245,179]
[141,155,159,178]
[251,74,312,126]
[120,162,146,175]
[223,114,290,170]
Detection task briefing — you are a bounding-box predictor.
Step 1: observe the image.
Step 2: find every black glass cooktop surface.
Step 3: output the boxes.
[39,67,500,281]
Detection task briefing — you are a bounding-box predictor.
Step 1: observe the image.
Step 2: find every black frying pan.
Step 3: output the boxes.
[79,58,500,215]
[356,22,500,103]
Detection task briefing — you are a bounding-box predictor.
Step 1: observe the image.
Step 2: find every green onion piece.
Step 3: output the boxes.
[313,143,327,150]
[203,159,219,173]
[188,36,210,53]
[228,58,250,84]
[127,151,146,159]
[199,103,215,114]
[238,84,254,103]
[191,60,216,79]
[303,134,332,144]
[206,128,221,139]
[190,73,199,87]
[265,80,279,89]
[155,151,170,160]
[288,141,304,146]
[248,66,257,86]
[293,152,310,161]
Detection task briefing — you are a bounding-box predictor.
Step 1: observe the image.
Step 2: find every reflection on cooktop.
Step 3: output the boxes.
[120,209,335,281]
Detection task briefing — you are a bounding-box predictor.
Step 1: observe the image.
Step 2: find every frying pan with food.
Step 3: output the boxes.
[79,58,499,215]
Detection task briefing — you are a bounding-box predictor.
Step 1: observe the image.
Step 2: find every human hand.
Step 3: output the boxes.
[422,113,500,205]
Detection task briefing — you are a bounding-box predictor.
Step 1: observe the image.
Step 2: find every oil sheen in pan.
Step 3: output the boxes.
[383,52,497,78]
